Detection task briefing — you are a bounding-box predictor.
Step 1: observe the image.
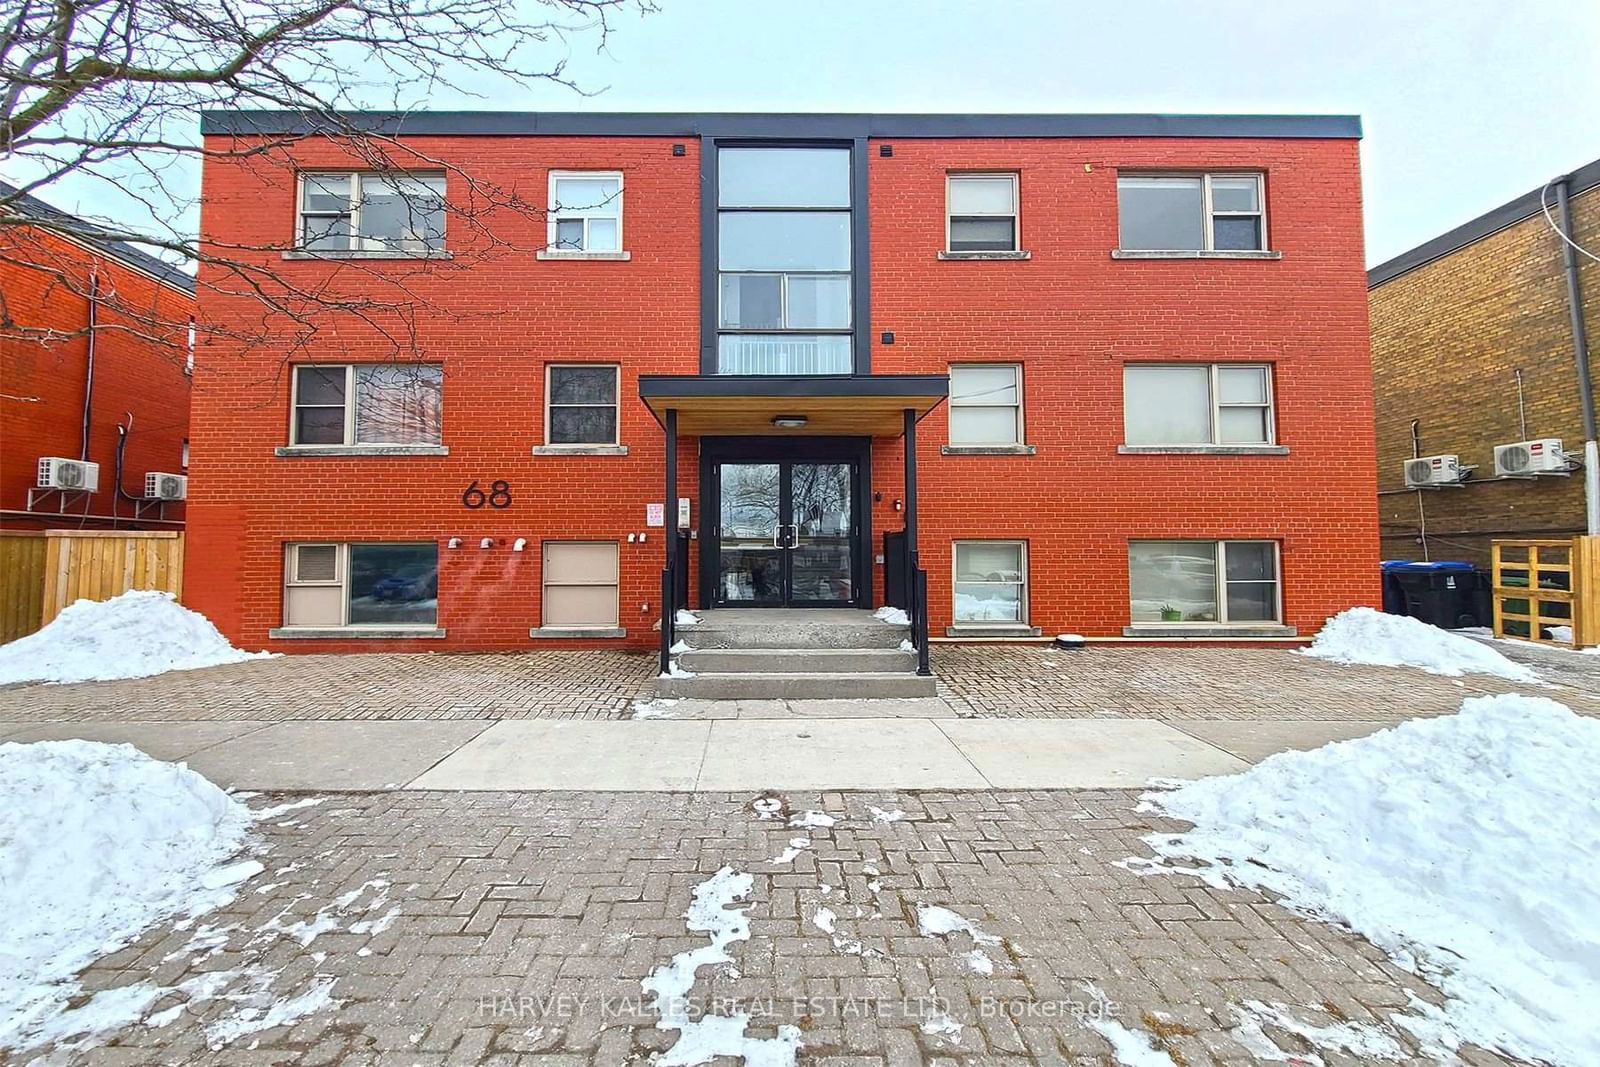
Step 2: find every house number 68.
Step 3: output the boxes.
[461,480,512,509]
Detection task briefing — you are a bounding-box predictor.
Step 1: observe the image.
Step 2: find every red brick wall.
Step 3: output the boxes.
[1,226,192,529]
[191,132,1376,651]
[870,137,1379,638]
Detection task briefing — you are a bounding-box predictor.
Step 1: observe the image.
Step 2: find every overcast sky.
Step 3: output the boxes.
[11,0,1597,266]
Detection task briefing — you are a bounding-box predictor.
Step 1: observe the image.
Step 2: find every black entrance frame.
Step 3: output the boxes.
[698,436,873,611]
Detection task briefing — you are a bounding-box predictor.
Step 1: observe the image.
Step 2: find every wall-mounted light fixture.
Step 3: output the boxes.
[771,415,808,429]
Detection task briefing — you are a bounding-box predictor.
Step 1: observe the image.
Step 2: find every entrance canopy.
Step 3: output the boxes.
[639,374,947,436]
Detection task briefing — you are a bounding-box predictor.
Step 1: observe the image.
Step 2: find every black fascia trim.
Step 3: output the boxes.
[851,136,872,375]
[1369,154,1600,287]
[201,110,1362,141]
[639,374,949,400]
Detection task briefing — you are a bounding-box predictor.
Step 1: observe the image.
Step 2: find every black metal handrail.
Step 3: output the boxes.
[906,548,931,676]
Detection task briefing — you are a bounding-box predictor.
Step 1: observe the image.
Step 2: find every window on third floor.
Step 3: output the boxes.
[546,172,624,253]
[1117,173,1267,252]
[297,172,446,254]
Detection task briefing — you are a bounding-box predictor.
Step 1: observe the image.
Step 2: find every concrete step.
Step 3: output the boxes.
[682,609,907,650]
[655,671,936,700]
[678,648,916,674]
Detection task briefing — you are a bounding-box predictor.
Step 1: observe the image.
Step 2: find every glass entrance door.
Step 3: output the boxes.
[715,460,856,606]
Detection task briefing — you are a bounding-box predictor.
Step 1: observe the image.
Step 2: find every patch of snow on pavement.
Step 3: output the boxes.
[660,659,695,679]
[1134,693,1600,1066]
[788,810,835,829]
[251,797,327,821]
[0,590,272,686]
[641,867,801,1067]
[919,1011,962,1043]
[632,698,680,720]
[915,904,999,945]
[1233,1001,1406,1063]
[868,806,905,823]
[675,609,701,626]
[769,837,812,865]
[958,949,993,975]
[204,977,339,1049]
[669,639,693,654]
[0,740,256,1050]
[872,605,910,626]
[1083,1013,1180,1066]
[1299,606,1536,681]
[898,638,916,653]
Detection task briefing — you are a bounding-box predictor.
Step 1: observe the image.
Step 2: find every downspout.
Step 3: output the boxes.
[80,269,99,461]
[1553,175,1597,534]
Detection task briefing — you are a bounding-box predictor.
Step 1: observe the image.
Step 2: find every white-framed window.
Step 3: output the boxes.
[953,541,1028,625]
[1128,540,1280,625]
[948,364,1024,445]
[181,439,190,470]
[283,542,438,628]
[547,171,623,252]
[544,364,620,446]
[290,364,444,446]
[543,541,619,628]
[1123,363,1274,446]
[1117,173,1267,252]
[946,173,1019,252]
[296,172,446,253]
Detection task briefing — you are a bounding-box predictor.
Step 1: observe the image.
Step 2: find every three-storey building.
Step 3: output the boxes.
[189,111,1378,656]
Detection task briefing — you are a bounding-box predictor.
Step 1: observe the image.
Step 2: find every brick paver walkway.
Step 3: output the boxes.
[6,642,1596,724]
[57,790,1508,1066]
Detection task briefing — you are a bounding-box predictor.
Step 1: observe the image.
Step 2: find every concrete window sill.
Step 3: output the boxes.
[1117,444,1289,456]
[945,624,1042,638]
[529,626,627,639]
[1111,249,1282,261]
[937,250,1032,261]
[941,444,1036,456]
[269,627,448,639]
[536,250,632,261]
[276,445,449,457]
[281,250,451,261]
[531,444,630,456]
[1123,624,1296,638]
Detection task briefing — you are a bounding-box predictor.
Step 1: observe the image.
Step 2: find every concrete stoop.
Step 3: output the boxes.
[661,608,933,699]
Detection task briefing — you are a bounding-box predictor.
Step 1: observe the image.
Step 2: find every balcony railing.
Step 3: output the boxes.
[716,334,851,375]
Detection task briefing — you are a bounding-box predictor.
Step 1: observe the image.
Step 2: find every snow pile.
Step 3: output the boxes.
[916,904,999,945]
[872,605,909,626]
[0,740,258,1049]
[0,591,271,686]
[674,609,701,626]
[641,867,801,1066]
[1300,607,1536,681]
[1135,694,1600,1066]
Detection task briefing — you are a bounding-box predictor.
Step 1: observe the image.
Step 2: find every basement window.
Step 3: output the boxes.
[290,364,443,446]
[297,172,446,254]
[283,542,438,628]
[953,541,1028,625]
[1128,540,1281,625]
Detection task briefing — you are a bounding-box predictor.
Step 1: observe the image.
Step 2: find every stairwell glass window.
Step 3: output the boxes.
[291,364,443,446]
[1128,541,1280,625]
[954,541,1028,625]
[547,172,623,252]
[717,146,853,374]
[1117,174,1266,252]
[545,365,620,445]
[948,365,1023,445]
[297,172,446,253]
[283,542,438,628]
[947,174,1019,252]
[1123,364,1274,446]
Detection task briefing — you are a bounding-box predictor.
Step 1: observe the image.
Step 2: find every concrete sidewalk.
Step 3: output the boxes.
[0,714,1392,791]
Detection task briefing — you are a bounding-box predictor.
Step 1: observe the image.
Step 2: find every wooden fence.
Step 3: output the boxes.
[0,530,184,641]
[1490,536,1600,648]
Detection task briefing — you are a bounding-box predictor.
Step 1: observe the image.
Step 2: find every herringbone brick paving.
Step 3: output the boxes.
[3,642,1593,723]
[56,790,1517,1066]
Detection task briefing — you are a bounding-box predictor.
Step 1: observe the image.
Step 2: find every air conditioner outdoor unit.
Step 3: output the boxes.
[1403,454,1463,488]
[36,457,100,492]
[1494,438,1569,477]
[144,472,188,500]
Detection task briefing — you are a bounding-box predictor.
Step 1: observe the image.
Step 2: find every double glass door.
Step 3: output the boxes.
[716,460,855,606]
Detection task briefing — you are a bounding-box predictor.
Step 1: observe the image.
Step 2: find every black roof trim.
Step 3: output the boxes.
[1369,155,1600,288]
[638,373,950,400]
[202,110,1361,141]
[0,180,196,295]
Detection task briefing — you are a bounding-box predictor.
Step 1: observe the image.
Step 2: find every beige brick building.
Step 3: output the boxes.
[1370,158,1600,564]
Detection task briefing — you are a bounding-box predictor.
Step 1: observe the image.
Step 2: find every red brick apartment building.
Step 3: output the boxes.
[1,181,194,530]
[190,112,1378,665]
